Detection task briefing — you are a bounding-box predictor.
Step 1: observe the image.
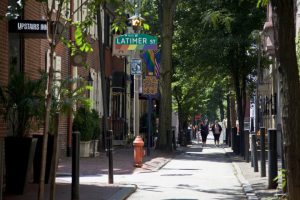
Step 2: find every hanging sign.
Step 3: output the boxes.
[9,20,47,37]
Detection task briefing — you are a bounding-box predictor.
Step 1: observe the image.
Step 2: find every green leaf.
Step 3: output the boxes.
[75,26,83,46]
[143,23,150,30]
[257,0,268,8]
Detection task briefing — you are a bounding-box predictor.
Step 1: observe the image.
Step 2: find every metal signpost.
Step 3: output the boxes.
[143,76,159,156]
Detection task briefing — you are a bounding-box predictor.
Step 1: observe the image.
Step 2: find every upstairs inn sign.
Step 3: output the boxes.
[115,34,157,51]
[9,20,47,37]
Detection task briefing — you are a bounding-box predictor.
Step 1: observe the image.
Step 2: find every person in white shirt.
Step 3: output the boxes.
[211,120,222,147]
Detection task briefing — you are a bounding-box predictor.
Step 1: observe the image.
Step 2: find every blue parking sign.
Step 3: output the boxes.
[131,59,142,75]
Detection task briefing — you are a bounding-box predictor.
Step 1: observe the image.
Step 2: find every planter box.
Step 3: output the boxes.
[80,141,91,157]
[33,134,54,184]
[5,137,37,194]
[90,140,99,157]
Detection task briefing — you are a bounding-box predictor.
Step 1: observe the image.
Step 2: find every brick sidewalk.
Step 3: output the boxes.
[3,146,174,200]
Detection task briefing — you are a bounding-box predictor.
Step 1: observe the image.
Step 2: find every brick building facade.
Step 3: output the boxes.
[0,0,123,157]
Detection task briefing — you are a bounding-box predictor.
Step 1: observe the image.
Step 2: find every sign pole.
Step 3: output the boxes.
[147,95,152,156]
[133,74,140,137]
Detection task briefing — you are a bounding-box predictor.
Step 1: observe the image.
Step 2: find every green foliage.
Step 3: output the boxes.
[273,169,287,195]
[173,0,265,124]
[257,0,268,8]
[0,72,46,137]
[73,107,100,141]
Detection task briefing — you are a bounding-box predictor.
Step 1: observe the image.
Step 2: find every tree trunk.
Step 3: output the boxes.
[38,44,55,200]
[220,99,225,120]
[270,1,300,198]
[177,102,183,144]
[158,0,178,150]
[230,94,237,128]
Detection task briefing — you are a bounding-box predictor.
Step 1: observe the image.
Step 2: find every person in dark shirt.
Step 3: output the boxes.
[200,119,209,147]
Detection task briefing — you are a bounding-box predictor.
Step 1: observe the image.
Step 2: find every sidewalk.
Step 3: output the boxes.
[224,146,282,200]
[3,142,283,200]
[3,146,174,200]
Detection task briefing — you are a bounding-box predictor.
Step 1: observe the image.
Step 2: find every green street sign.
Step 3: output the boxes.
[115,34,157,50]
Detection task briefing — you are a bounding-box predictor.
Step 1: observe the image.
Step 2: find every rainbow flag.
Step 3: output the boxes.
[141,50,155,75]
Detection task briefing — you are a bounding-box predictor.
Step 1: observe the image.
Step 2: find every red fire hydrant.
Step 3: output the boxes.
[133,135,144,167]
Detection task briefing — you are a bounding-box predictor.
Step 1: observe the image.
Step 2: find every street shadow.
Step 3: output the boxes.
[176,184,246,200]
[134,183,246,200]
[3,182,132,200]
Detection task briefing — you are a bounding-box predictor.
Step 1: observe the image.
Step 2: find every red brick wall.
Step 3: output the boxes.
[112,56,124,72]
[0,0,9,136]
[23,1,72,156]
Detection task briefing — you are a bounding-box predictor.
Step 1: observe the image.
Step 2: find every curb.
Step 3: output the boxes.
[107,184,137,200]
[223,148,259,200]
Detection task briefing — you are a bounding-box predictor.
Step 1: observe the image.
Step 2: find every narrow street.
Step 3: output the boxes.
[122,135,246,200]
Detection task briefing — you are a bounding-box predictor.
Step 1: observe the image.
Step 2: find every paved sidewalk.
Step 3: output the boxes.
[3,141,283,200]
[3,146,174,200]
[224,146,282,200]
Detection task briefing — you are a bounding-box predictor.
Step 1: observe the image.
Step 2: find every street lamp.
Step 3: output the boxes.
[128,14,144,30]
[87,71,93,86]
[86,71,93,100]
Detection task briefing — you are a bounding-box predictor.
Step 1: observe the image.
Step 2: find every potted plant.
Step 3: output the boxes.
[73,107,94,157]
[33,76,92,183]
[0,71,46,194]
[90,109,101,157]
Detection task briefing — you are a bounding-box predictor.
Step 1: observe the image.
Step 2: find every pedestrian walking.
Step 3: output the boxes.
[200,119,209,147]
[211,120,222,147]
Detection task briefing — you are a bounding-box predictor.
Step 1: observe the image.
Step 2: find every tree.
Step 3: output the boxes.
[157,0,179,150]
[267,0,300,198]
[173,0,264,154]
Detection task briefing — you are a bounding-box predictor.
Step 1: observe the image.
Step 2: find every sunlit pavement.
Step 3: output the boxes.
[123,135,246,200]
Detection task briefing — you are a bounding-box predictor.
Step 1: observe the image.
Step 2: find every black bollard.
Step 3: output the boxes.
[106,130,114,184]
[244,130,250,162]
[260,127,266,177]
[240,130,245,157]
[226,128,231,146]
[72,131,80,200]
[268,129,278,189]
[251,133,258,172]
[172,130,176,150]
[232,127,237,153]
[147,97,151,156]
[235,134,240,155]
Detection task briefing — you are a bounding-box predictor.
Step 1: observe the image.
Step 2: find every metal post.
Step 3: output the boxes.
[260,127,266,177]
[172,129,176,150]
[236,134,240,155]
[147,96,151,156]
[251,132,254,167]
[226,128,231,146]
[240,130,245,157]
[231,127,237,152]
[244,130,250,162]
[133,75,140,137]
[106,130,114,184]
[268,129,278,189]
[0,138,4,200]
[72,131,80,200]
[251,133,258,172]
